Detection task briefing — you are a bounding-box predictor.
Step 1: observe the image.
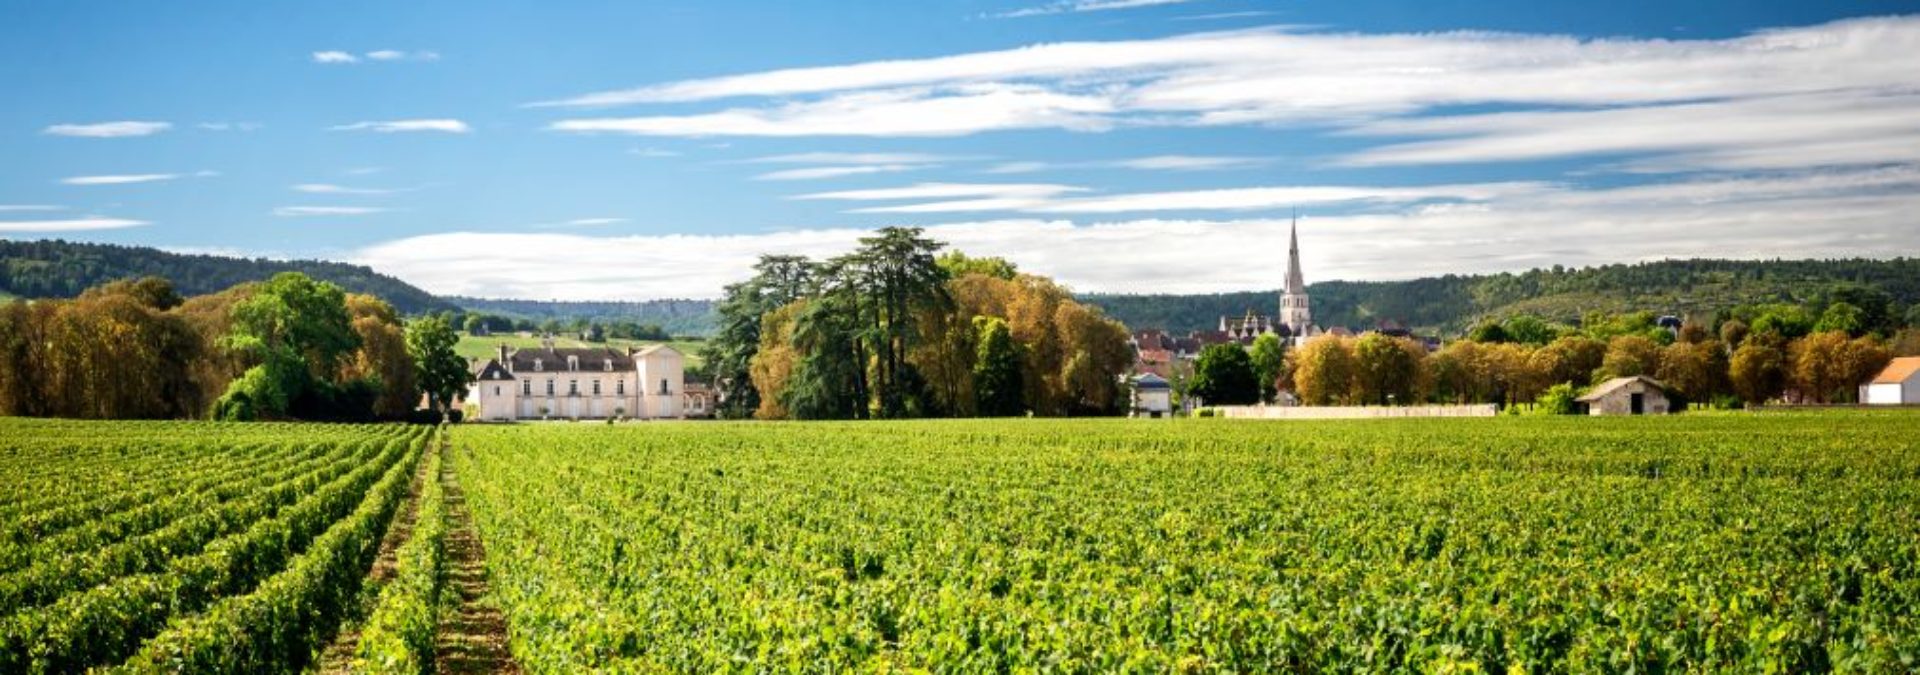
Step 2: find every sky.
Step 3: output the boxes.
[3,0,1918,300]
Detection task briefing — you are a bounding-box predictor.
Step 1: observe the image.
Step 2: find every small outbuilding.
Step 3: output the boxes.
[1860,356,1920,405]
[1577,375,1671,416]
[1129,373,1173,418]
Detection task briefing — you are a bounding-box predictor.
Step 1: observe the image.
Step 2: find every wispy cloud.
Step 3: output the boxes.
[993,0,1206,19]
[531,217,630,229]
[272,206,392,217]
[1174,11,1278,21]
[61,173,181,186]
[353,167,1920,300]
[629,147,683,158]
[0,205,63,212]
[197,122,262,132]
[329,119,472,134]
[745,152,971,164]
[0,216,148,233]
[43,121,171,138]
[755,165,928,181]
[797,180,1543,214]
[291,183,414,195]
[984,154,1266,173]
[315,49,438,64]
[528,16,1920,174]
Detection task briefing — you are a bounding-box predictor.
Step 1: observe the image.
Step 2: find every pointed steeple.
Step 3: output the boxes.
[1283,213,1306,295]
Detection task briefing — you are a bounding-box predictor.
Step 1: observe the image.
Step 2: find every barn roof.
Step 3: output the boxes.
[1576,375,1668,402]
[1868,356,1920,384]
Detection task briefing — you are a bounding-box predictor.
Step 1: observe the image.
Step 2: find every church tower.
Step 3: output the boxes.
[1279,215,1311,335]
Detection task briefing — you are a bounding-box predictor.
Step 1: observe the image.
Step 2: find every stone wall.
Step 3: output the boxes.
[1212,404,1498,419]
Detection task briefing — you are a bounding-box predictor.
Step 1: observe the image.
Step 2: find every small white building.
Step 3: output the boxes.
[1130,373,1173,418]
[1860,357,1920,405]
[1577,375,1671,416]
[468,342,685,421]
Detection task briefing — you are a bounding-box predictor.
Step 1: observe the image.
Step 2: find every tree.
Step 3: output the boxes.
[1749,304,1814,340]
[1188,343,1260,406]
[1656,340,1723,404]
[1730,338,1788,405]
[700,255,815,419]
[1719,319,1750,349]
[1247,333,1286,403]
[972,316,1024,416]
[747,301,805,419]
[215,272,359,419]
[1531,336,1605,387]
[849,227,952,418]
[407,316,469,420]
[1907,305,1920,330]
[1467,321,1509,343]
[1502,315,1557,345]
[342,294,418,418]
[1352,333,1426,405]
[1814,302,1866,337]
[1293,337,1357,406]
[463,314,487,336]
[1598,335,1661,380]
[1789,331,1890,403]
[937,251,1019,280]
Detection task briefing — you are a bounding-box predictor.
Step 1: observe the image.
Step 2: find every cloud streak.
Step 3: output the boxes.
[0,216,148,233]
[43,121,171,138]
[352,167,1920,300]
[329,119,472,134]
[272,206,392,217]
[61,174,181,185]
[993,0,1207,19]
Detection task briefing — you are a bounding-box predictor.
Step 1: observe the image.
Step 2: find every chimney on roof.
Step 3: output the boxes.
[497,344,509,364]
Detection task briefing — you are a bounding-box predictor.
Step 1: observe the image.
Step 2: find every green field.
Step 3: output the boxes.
[3,414,1918,672]
[453,333,706,367]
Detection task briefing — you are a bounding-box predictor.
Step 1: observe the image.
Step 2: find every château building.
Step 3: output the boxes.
[466,340,699,421]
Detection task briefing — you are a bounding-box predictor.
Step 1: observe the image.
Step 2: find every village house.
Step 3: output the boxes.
[1577,375,1672,415]
[1860,356,1920,405]
[1129,373,1173,418]
[467,340,687,421]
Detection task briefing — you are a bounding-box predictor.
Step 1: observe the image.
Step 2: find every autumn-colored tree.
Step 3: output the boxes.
[1719,319,1750,350]
[1789,331,1889,403]
[1530,335,1605,387]
[747,301,805,420]
[1729,338,1788,405]
[1656,340,1724,404]
[341,294,417,418]
[1353,333,1426,405]
[1598,335,1662,380]
[1293,336,1356,406]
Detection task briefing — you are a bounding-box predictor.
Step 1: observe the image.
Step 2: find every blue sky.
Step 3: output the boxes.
[3,0,1918,300]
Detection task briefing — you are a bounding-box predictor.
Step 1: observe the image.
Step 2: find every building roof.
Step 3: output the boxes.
[474,359,515,382]
[507,346,636,372]
[1132,373,1171,390]
[1868,356,1920,384]
[1577,375,1668,402]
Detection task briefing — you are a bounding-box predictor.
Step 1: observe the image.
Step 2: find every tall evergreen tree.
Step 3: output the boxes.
[972,316,1024,417]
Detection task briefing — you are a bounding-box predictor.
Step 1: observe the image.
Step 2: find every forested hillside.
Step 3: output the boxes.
[0,239,455,315]
[447,297,717,337]
[1083,258,1920,334]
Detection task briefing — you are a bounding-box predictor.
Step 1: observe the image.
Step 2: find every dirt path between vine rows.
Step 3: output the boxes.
[312,440,434,674]
[435,446,523,675]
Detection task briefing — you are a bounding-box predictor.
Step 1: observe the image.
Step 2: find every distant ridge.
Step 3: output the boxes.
[0,239,457,315]
[447,297,717,337]
[1080,258,1920,334]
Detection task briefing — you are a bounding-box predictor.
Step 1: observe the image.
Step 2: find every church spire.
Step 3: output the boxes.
[1283,212,1306,295]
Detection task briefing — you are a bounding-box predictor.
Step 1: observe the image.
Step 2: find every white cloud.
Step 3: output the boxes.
[292,183,410,195]
[351,167,1920,300]
[61,173,181,185]
[1174,11,1279,21]
[0,205,63,212]
[272,206,392,217]
[330,119,472,134]
[985,154,1264,173]
[197,122,261,132]
[994,0,1206,19]
[312,50,358,64]
[0,216,148,233]
[629,147,683,158]
[531,217,630,229]
[755,165,927,181]
[43,121,171,138]
[365,50,407,61]
[807,180,1544,214]
[529,17,1920,173]
[745,152,969,164]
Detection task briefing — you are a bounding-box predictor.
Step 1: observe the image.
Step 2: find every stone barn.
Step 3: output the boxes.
[1577,376,1672,416]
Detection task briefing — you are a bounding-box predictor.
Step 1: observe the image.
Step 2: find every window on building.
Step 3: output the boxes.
[546,379,554,396]
[659,378,669,394]
[493,386,500,396]
[569,380,578,395]
[522,380,531,395]
[592,380,601,395]
[616,380,625,396]
[534,359,542,371]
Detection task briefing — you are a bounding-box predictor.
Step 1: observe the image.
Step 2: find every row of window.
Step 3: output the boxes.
[511,379,671,396]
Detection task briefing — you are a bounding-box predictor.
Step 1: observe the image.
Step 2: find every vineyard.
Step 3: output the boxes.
[452,415,1920,672]
[3,414,1918,672]
[0,419,446,674]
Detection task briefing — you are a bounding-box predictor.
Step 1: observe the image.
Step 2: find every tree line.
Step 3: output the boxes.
[701,229,1134,420]
[0,273,468,421]
[1185,304,1920,410]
